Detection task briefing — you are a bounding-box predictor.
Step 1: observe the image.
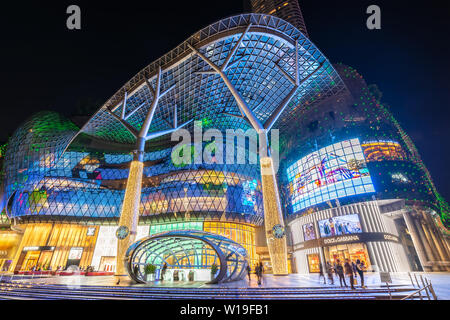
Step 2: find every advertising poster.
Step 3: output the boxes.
[318,214,362,238]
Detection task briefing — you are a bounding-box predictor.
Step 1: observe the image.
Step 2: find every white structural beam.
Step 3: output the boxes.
[124,101,146,120]
[187,40,264,133]
[160,84,176,99]
[224,54,248,71]
[140,67,162,139]
[173,104,178,128]
[264,62,325,131]
[145,119,193,141]
[105,107,138,138]
[274,62,296,86]
[221,112,244,119]
[121,91,128,120]
[221,24,252,72]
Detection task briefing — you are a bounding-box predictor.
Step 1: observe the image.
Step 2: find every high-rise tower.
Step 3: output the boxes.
[247,0,309,37]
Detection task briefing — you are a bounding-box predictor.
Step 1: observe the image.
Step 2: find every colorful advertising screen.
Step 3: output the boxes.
[318,214,362,238]
[287,138,375,212]
[361,140,406,162]
[242,179,258,207]
[302,222,316,241]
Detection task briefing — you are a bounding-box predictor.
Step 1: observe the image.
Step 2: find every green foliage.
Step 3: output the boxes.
[0,142,8,158]
[144,264,156,274]
[210,263,218,276]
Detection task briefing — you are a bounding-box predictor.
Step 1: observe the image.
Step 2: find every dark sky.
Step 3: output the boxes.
[1,1,449,201]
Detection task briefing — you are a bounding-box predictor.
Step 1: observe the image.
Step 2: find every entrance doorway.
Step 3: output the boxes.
[99,256,115,272]
[23,251,40,270]
[323,243,371,268]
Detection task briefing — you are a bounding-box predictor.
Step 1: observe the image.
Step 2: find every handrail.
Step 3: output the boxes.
[401,276,437,301]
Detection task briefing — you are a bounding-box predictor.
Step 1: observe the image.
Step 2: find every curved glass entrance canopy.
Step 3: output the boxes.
[125,230,248,283]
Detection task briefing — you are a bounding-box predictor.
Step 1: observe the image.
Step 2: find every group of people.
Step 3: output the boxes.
[319,259,366,289]
[246,262,264,285]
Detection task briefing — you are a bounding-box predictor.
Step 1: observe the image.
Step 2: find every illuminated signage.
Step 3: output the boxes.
[287,138,375,212]
[68,247,83,260]
[300,232,400,249]
[323,235,360,245]
[318,214,362,238]
[383,234,399,242]
[87,227,96,236]
[361,140,406,162]
[23,246,55,251]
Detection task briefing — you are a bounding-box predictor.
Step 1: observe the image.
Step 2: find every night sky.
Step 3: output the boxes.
[1,1,449,201]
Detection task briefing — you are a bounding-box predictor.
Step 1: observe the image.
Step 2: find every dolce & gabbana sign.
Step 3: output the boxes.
[299,232,400,249]
[323,235,360,245]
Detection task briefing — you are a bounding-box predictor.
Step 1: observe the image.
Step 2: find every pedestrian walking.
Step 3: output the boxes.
[326,261,334,285]
[335,259,347,287]
[161,262,168,282]
[356,259,366,288]
[319,263,326,284]
[256,262,264,285]
[344,259,355,290]
[246,264,251,281]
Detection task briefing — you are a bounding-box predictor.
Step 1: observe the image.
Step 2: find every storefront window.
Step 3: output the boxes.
[204,221,257,266]
[307,254,320,273]
[323,243,371,268]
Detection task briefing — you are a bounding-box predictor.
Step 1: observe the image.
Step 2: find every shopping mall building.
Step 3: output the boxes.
[0,2,449,275]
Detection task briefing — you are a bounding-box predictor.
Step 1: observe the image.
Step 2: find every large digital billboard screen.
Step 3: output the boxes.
[287,138,375,212]
[318,214,362,238]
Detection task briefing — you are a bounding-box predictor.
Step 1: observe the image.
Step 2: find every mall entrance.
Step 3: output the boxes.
[323,243,371,268]
[15,247,55,271]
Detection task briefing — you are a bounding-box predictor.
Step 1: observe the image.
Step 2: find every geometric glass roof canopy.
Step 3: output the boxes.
[78,13,345,147]
[124,230,248,284]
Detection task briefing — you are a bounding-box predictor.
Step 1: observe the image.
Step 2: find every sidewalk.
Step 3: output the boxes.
[4,271,449,299]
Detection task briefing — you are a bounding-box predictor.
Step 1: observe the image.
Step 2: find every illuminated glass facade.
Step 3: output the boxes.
[0,11,447,277]
[203,221,257,265]
[149,222,203,235]
[283,63,450,273]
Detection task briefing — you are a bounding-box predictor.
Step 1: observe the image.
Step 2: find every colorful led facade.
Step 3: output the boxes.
[282,63,450,273]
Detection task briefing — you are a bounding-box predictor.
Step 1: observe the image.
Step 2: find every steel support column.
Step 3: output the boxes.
[187,29,306,275]
[115,67,185,277]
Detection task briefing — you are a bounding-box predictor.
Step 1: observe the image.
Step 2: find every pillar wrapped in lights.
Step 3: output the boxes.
[260,156,288,275]
[107,67,188,277]
[115,160,143,276]
[186,31,320,275]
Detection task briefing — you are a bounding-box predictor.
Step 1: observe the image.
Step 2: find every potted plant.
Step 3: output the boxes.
[144,264,156,282]
[210,264,218,281]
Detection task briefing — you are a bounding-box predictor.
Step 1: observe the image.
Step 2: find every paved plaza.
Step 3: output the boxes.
[3,272,449,299]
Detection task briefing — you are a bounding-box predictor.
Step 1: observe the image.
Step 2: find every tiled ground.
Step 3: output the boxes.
[4,272,450,299]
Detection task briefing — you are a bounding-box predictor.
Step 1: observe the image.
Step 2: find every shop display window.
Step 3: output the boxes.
[307,254,321,273]
[323,243,371,269]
